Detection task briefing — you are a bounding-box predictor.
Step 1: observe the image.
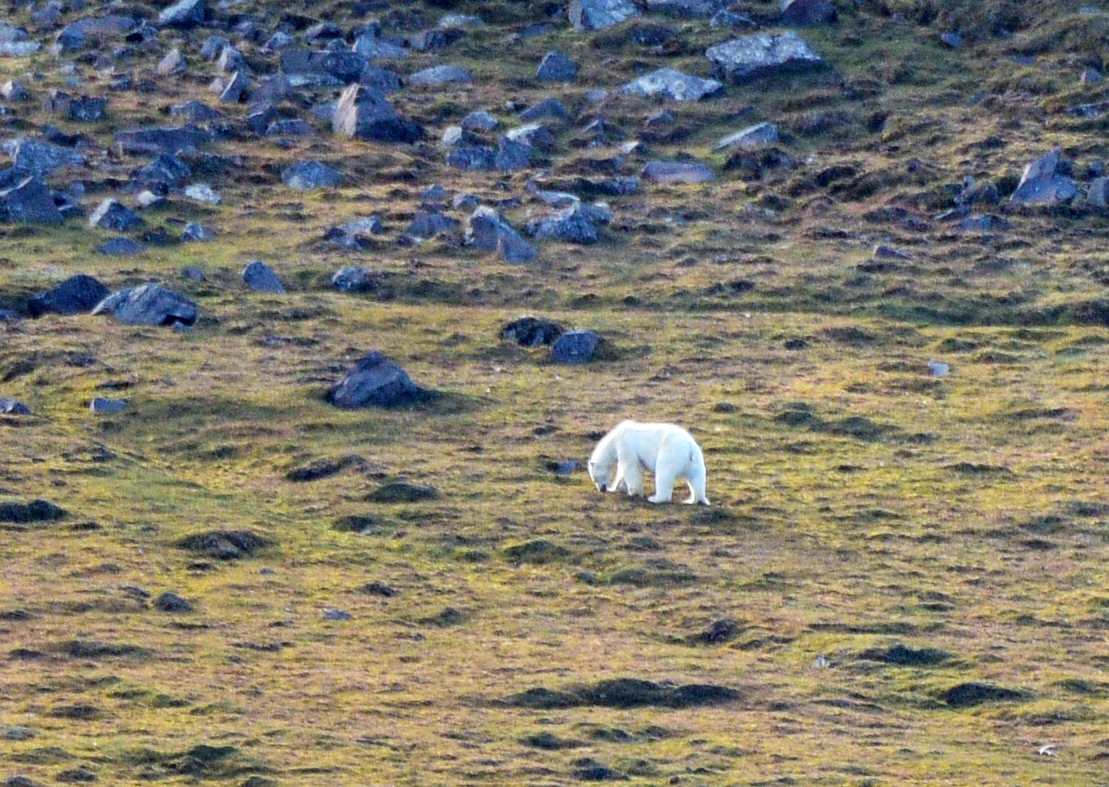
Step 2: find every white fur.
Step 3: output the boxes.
[587,420,709,506]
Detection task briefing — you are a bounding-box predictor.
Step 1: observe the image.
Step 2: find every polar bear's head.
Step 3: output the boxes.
[587,456,615,492]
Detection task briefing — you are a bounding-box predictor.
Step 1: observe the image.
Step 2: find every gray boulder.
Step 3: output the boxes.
[351,34,408,61]
[0,177,65,224]
[781,0,838,25]
[551,330,607,364]
[714,121,779,151]
[568,0,641,31]
[518,97,571,122]
[409,65,473,86]
[242,260,286,293]
[538,51,577,82]
[113,125,210,155]
[182,222,216,242]
[1009,148,1079,206]
[92,282,198,326]
[359,65,402,95]
[326,352,422,409]
[406,210,459,241]
[89,199,145,231]
[501,316,564,346]
[462,111,498,131]
[504,123,557,153]
[332,84,423,143]
[0,398,31,415]
[706,31,826,83]
[332,267,380,292]
[96,238,147,256]
[642,160,716,183]
[1088,177,1109,208]
[620,67,723,101]
[325,216,384,250]
[134,153,191,188]
[90,397,128,414]
[466,206,538,263]
[282,161,341,190]
[44,91,107,122]
[218,71,249,103]
[266,119,317,137]
[1,79,29,100]
[29,274,110,317]
[158,0,208,28]
[3,138,85,177]
[527,204,601,245]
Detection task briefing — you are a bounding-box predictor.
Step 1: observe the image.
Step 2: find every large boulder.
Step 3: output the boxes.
[537,51,577,82]
[568,0,641,31]
[332,84,423,143]
[113,125,211,155]
[242,260,286,293]
[642,160,716,183]
[92,282,198,326]
[280,48,370,86]
[714,121,779,152]
[466,206,537,263]
[89,199,145,231]
[1009,148,1079,206]
[158,0,208,28]
[706,31,826,84]
[646,0,729,17]
[2,138,85,177]
[29,274,109,317]
[620,67,723,101]
[0,177,65,224]
[326,352,423,409]
[781,0,838,25]
[527,204,602,245]
[409,65,474,86]
[282,161,341,190]
[551,330,608,364]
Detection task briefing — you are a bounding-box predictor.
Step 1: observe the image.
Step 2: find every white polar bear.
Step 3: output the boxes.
[587,420,710,505]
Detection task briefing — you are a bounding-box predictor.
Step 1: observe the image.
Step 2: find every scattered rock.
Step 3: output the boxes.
[696,617,740,644]
[154,592,193,612]
[714,121,779,151]
[781,0,838,26]
[332,84,423,143]
[569,0,641,31]
[359,580,397,596]
[175,530,271,560]
[158,0,208,29]
[1,79,30,100]
[91,282,199,327]
[3,138,85,177]
[0,399,32,415]
[89,397,128,414]
[647,0,729,17]
[0,499,66,524]
[95,238,146,256]
[326,352,425,409]
[519,97,571,123]
[242,260,286,293]
[0,177,65,224]
[28,274,109,317]
[281,160,340,190]
[409,65,473,86]
[323,608,351,620]
[184,183,222,204]
[527,203,602,244]
[550,329,608,364]
[89,199,145,231]
[507,678,740,709]
[285,455,362,482]
[182,223,217,242]
[466,206,537,262]
[642,160,715,183]
[859,643,953,666]
[620,68,723,101]
[500,316,564,346]
[113,125,211,156]
[1009,147,1079,206]
[538,51,577,82]
[706,31,826,83]
[331,267,381,292]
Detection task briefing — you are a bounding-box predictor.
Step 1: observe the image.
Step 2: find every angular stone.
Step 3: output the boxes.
[3,138,85,177]
[706,31,826,84]
[518,97,571,123]
[504,123,556,153]
[282,160,340,190]
[409,65,473,85]
[1009,147,1079,206]
[527,204,600,244]
[90,397,128,414]
[462,110,498,131]
[332,267,380,292]
[219,70,249,103]
[182,222,216,242]
[1,79,30,100]
[326,352,421,409]
[157,48,187,75]
[714,121,779,151]
[358,64,402,94]
[538,51,577,82]
[351,34,408,61]
[620,67,723,101]
[89,199,145,231]
[568,0,641,30]
[406,210,459,240]
[92,282,198,326]
[466,206,537,263]
[780,0,838,25]
[28,274,109,317]
[281,48,370,86]
[158,0,208,29]
[550,330,606,364]
[0,177,65,224]
[133,153,191,187]
[646,0,728,16]
[113,125,210,155]
[332,84,422,143]
[0,398,31,415]
[242,260,286,293]
[96,237,146,256]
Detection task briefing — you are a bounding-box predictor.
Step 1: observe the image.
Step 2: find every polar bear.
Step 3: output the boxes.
[587,420,709,505]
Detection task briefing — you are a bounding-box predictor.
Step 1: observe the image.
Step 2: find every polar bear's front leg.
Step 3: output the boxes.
[616,446,645,496]
[648,460,677,504]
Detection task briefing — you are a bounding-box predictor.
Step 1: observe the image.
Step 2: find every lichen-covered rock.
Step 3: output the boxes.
[2,137,85,177]
[282,160,341,190]
[706,31,826,84]
[537,51,577,82]
[620,68,723,101]
[569,0,641,30]
[92,282,198,326]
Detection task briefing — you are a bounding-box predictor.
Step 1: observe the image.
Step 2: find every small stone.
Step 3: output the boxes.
[281,160,341,190]
[323,608,351,620]
[183,183,221,204]
[927,361,950,377]
[182,222,216,242]
[331,267,380,292]
[90,397,128,414]
[537,51,577,82]
[242,260,286,293]
[89,199,145,231]
[154,592,192,612]
[95,237,146,256]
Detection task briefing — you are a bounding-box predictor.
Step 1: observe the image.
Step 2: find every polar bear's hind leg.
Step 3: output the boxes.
[684,450,710,505]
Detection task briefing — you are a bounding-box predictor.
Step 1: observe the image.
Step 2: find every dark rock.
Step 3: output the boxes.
[366,481,441,502]
[504,123,557,153]
[1,79,30,100]
[156,47,186,75]
[551,329,607,364]
[95,238,146,256]
[326,352,424,409]
[3,138,85,177]
[113,125,211,155]
[781,0,837,25]
[620,68,723,101]
[332,84,423,143]
[158,0,208,29]
[0,500,66,524]
[332,267,381,292]
[698,617,740,644]
[55,767,97,783]
[175,530,271,560]
[647,0,728,16]
[89,397,128,414]
[1088,177,1109,208]
[89,199,145,231]
[29,274,109,317]
[0,399,32,415]
[500,316,565,346]
[406,209,459,240]
[939,30,963,48]
[1009,147,1079,206]
[0,177,65,224]
[706,31,826,83]
[182,223,216,242]
[715,121,779,151]
[154,592,193,612]
[215,45,244,73]
[242,260,286,293]
[859,643,953,666]
[323,608,351,620]
[527,204,601,244]
[943,682,1030,708]
[358,65,402,95]
[572,759,627,781]
[518,97,571,123]
[466,206,537,262]
[218,71,250,103]
[409,65,473,85]
[134,153,191,187]
[44,91,107,122]
[286,455,362,482]
[642,160,715,183]
[410,27,464,51]
[282,160,340,190]
[569,0,641,30]
[91,282,198,327]
[326,217,384,250]
[266,118,317,137]
[722,147,791,177]
[538,51,577,81]
[168,100,223,122]
[351,33,408,61]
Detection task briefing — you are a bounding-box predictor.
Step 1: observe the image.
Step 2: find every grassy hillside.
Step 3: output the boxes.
[3,1,1109,785]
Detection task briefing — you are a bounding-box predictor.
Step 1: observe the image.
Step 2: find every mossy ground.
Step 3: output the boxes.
[4,0,1109,785]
